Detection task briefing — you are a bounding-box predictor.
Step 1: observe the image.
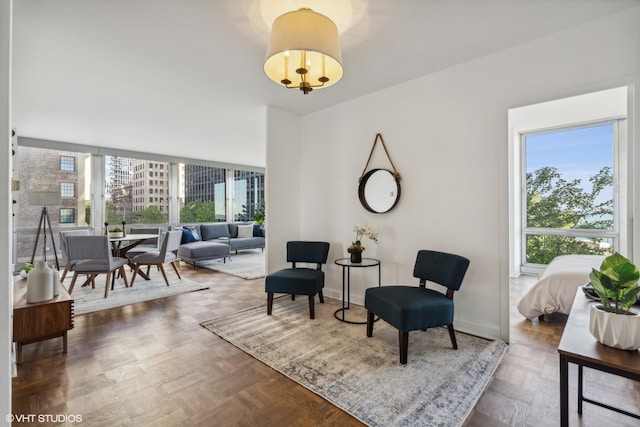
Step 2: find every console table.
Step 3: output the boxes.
[334,257,380,324]
[13,281,74,364]
[558,289,640,425]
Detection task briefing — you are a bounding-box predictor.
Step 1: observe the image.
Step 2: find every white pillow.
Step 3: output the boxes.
[237,224,253,238]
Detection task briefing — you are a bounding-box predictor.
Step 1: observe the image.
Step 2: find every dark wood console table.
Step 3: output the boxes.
[558,289,640,426]
[13,280,74,364]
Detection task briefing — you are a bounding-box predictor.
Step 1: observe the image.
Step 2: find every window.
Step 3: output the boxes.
[233,170,265,221]
[60,182,75,198]
[104,156,169,225]
[14,146,91,269]
[59,208,75,224]
[180,163,226,222]
[60,155,75,171]
[522,121,623,267]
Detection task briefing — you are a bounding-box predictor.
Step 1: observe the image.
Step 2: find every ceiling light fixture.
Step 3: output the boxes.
[264,8,343,95]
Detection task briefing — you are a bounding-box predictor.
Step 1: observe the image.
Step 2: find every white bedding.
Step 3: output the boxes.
[516,254,605,320]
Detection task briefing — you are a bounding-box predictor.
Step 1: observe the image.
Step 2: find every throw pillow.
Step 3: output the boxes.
[185,225,201,241]
[182,228,197,243]
[237,224,253,238]
[253,224,262,237]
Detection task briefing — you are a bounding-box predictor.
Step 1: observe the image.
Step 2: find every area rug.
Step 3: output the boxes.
[63,274,209,315]
[199,250,265,279]
[201,297,508,427]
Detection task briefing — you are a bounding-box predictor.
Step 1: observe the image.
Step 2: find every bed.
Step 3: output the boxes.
[516,254,605,320]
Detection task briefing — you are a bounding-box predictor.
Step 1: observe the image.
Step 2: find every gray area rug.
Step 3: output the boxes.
[63,273,208,315]
[201,297,508,427]
[199,250,265,279]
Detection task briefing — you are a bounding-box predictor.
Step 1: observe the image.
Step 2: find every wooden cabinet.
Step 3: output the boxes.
[13,281,74,364]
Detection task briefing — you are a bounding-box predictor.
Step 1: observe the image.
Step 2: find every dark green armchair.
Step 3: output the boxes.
[265,241,330,319]
[365,249,470,364]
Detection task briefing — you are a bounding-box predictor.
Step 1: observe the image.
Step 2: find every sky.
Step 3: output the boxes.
[525,123,613,196]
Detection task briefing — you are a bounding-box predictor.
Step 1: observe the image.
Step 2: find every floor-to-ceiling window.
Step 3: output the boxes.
[14,146,92,269]
[105,155,170,226]
[521,121,622,269]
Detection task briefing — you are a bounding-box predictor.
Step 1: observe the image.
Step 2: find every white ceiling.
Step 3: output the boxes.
[11,0,640,166]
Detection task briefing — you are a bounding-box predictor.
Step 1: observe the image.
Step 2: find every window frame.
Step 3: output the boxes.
[519,119,625,274]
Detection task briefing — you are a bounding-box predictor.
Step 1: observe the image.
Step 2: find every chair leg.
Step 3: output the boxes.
[130,265,140,287]
[170,260,181,279]
[68,272,79,294]
[120,266,129,287]
[447,324,458,349]
[399,331,409,364]
[291,294,295,301]
[104,272,111,298]
[366,310,375,337]
[318,290,324,304]
[308,295,315,319]
[60,265,69,282]
[158,264,170,286]
[267,292,274,315]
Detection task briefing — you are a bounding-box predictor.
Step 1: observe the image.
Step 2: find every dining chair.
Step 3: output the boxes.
[66,235,130,298]
[265,241,330,319]
[364,249,470,364]
[124,227,160,259]
[58,229,92,281]
[124,227,161,277]
[130,230,183,287]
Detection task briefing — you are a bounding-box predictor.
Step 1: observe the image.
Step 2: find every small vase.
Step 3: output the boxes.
[350,250,362,263]
[27,261,54,303]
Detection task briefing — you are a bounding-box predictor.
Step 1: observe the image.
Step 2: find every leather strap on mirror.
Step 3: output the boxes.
[359,133,401,182]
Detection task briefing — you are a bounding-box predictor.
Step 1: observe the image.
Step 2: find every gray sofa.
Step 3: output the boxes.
[176,222,265,268]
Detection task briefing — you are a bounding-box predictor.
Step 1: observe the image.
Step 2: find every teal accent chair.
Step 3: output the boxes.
[265,241,330,319]
[365,250,470,364]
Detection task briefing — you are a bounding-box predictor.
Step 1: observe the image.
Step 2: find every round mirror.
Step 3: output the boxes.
[358,169,401,213]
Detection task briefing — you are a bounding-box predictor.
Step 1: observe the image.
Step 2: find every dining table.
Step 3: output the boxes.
[109,233,159,281]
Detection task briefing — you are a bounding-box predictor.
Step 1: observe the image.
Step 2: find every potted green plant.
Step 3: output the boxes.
[588,252,640,350]
[108,227,124,238]
[253,202,265,227]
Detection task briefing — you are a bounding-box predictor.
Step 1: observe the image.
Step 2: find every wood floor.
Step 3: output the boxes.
[11,266,640,426]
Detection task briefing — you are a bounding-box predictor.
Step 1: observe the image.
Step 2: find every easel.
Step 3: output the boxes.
[30,205,60,270]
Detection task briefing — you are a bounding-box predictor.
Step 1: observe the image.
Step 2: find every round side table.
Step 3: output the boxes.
[334,257,381,324]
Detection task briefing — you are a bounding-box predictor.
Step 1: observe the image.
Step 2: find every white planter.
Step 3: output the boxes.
[109,231,124,238]
[589,305,640,351]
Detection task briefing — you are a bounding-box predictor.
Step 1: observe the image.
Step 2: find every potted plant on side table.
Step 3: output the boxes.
[589,252,640,350]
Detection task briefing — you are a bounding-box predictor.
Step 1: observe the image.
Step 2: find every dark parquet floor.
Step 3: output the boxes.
[11,264,640,426]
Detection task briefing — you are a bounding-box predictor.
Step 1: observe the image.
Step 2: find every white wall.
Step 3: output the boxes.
[267,6,640,342]
[265,107,301,272]
[0,0,12,423]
